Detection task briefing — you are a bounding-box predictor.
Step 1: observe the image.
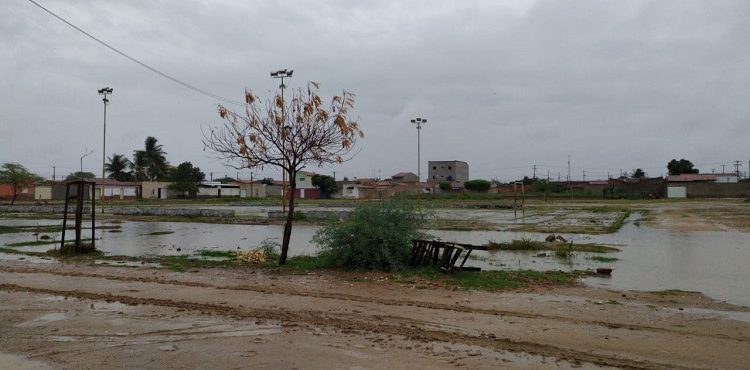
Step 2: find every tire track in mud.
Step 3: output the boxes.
[1,265,745,342]
[0,282,696,370]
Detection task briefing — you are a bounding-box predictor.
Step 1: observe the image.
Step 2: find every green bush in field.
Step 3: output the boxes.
[438,181,452,191]
[313,199,425,270]
[464,179,491,192]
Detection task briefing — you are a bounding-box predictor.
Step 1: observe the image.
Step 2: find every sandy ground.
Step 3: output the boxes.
[643,200,750,232]
[1,261,749,370]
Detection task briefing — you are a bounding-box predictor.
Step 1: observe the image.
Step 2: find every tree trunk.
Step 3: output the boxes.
[279,170,297,265]
[10,186,18,205]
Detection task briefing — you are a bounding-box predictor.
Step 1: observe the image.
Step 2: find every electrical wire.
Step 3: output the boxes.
[25,0,246,106]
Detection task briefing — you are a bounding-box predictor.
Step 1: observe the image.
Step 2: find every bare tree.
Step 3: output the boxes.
[204,82,363,264]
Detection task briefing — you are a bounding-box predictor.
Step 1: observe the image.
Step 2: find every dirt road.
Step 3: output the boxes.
[1,261,748,369]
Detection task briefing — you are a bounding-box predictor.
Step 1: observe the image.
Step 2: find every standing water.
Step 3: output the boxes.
[1,216,749,306]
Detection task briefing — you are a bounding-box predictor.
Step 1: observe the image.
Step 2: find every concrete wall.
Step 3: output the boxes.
[237,183,267,198]
[111,207,234,217]
[266,184,283,197]
[141,181,172,199]
[428,161,469,182]
[197,187,241,197]
[34,186,52,200]
[683,182,750,198]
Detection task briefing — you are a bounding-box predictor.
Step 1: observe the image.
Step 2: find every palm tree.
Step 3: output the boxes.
[131,137,169,181]
[143,136,169,180]
[105,153,133,181]
[131,150,149,181]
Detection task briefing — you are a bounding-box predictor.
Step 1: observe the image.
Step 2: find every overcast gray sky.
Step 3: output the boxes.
[2,0,749,182]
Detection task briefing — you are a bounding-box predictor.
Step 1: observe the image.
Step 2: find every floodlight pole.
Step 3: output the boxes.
[410,118,427,181]
[271,69,293,211]
[98,87,113,213]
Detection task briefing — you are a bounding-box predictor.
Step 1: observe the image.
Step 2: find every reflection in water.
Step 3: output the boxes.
[1,216,749,306]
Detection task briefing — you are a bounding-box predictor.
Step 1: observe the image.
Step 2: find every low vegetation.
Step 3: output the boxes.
[486,239,620,253]
[589,256,619,263]
[313,199,425,270]
[145,231,174,236]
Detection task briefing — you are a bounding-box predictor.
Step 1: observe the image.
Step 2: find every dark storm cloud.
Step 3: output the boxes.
[2,0,749,181]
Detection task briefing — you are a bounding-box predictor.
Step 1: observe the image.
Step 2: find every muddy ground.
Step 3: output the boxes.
[1,261,749,370]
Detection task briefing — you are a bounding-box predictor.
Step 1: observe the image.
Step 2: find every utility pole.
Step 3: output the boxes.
[722,164,726,174]
[532,164,537,179]
[733,160,742,177]
[52,166,56,181]
[210,172,213,181]
[582,170,586,181]
[80,148,93,175]
[410,118,427,181]
[98,87,112,214]
[250,172,253,198]
[567,155,571,199]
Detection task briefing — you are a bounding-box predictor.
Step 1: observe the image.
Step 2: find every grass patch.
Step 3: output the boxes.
[606,210,632,233]
[145,231,174,236]
[5,238,93,247]
[589,256,619,263]
[197,250,235,258]
[158,255,236,272]
[0,247,47,256]
[0,225,62,234]
[0,224,120,234]
[486,239,619,253]
[650,289,700,296]
[395,267,587,291]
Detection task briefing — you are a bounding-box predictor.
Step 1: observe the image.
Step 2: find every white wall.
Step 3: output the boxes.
[667,186,687,198]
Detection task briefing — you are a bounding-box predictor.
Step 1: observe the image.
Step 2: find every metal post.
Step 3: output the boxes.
[75,182,84,249]
[272,69,293,211]
[60,183,70,250]
[91,181,95,249]
[98,87,112,214]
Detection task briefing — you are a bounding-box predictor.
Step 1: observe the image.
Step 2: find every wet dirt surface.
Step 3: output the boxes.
[1,261,749,369]
[3,201,750,306]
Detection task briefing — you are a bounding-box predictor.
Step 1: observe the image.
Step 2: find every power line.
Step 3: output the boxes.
[25,0,245,106]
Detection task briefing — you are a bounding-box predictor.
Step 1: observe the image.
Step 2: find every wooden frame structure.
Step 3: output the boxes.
[60,179,96,251]
[409,239,489,272]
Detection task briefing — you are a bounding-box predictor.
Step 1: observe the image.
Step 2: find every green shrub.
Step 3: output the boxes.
[464,179,491,192]
[438,181,452,191]
[313,199,425,270]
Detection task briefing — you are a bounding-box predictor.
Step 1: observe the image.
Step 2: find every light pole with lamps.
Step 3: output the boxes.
[80,147,94,175]
[270,69,293,211]
[410,117,427,182]
[98,87,113,213]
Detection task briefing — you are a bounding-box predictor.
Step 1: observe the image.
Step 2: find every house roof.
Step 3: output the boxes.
[230,179,266,185]
[667,174,716,182]
[90,178,138,187]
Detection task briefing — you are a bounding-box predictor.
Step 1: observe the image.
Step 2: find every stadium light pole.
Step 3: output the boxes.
[271,69,293,211]
[410,118,427,182]
[98,87,113,213]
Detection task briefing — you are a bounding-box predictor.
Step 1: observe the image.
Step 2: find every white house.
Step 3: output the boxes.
[715,173,740,183]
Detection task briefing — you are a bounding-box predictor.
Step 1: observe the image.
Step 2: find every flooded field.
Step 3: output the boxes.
[1,210,749,306]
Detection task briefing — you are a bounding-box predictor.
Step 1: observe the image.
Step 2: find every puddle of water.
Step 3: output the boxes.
[16,312,66,327]
[2,214,749,306]
[0,252,56,264]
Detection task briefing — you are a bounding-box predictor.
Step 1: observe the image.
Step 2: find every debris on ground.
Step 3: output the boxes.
[236,250,267,264]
